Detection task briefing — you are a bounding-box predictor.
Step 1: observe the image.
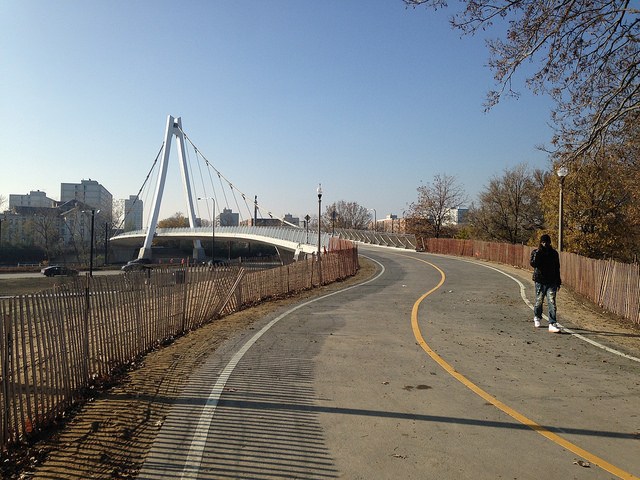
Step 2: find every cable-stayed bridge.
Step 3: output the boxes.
[108,115,416,262]
[109,115,328,262]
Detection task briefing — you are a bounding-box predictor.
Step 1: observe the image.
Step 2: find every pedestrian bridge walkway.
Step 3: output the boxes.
[110,225,331,257]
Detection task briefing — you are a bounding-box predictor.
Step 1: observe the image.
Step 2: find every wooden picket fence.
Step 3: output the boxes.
[0,244,359,451]
[419,237,640,326]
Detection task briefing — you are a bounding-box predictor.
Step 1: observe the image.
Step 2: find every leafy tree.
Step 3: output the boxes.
[405,0,640,162]
[540,152,640,262]
[322,201,371,231]
[158,212,190,228]
[469,163,543,244]
[408,174,467,238]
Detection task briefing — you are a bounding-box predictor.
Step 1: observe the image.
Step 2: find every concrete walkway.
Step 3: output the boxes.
[139,247,640,479]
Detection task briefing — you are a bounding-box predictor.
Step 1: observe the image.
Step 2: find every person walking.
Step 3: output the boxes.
[530,233,562,333]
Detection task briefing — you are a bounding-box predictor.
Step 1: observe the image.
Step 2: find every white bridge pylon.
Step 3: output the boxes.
[138,115,205,260]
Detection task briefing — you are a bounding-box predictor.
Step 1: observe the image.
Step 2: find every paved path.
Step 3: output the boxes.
[139,247,640,479]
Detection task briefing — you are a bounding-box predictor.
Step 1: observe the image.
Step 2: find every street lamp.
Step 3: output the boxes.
[81,209,100,276]
[557,166,569,252]
[317,184,322,257]
[198,197,215,261]
[305,214,310,243]
[331,209,337,235]
[369,208,377,232]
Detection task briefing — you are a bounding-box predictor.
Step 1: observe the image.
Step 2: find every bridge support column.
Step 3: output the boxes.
[193,246,206,262]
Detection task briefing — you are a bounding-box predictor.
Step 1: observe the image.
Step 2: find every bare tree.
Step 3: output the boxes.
[408,174,467,238]
[469,163,543,244]
[27,210,62,261]
[405,0,640,162]
[323,201,371,231]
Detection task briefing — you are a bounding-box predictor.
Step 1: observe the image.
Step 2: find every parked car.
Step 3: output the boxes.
[41,266,79,277]
[121,258,153,272]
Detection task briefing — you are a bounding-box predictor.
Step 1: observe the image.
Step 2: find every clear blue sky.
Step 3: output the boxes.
[0,0,554,224]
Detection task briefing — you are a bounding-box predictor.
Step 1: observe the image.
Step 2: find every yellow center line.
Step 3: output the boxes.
[408,255,638,480]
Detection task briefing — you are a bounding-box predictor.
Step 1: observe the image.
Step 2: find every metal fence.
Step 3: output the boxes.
[419,237,640,326]
[0,244,359,451]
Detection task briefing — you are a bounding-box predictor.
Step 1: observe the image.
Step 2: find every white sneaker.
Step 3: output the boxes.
[534,317,541,328]
[548,323,561,333]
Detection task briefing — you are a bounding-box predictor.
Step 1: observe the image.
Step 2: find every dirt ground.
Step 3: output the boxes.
[4,256,639,479]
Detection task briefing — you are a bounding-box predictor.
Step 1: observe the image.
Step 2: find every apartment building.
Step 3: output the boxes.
[60,179,113,223]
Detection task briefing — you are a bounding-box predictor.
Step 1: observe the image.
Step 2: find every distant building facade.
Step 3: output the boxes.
[124,195,144,231]
[283,214,300,227]
[60,179,113,223]
[1,199,95,252]
[444,207,469,225]
[9,190,56,208]
[2,180,113,261]
[219,208,239,227]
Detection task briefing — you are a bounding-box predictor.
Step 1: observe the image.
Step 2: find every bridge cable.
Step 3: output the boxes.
[184,138,204,221]
[194,146,220,223]
[178,126,301,228]
[116,142,164,232]
[192,144,210,220]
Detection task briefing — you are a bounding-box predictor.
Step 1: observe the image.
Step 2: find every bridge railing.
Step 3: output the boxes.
[334,228,417,250]
[0,244,358,451]
[111,225,332,250]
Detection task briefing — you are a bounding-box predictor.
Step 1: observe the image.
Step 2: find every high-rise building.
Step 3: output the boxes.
[124,195,144,231]
[60,179,113,222]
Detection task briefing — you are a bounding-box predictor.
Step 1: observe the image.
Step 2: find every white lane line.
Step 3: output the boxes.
[455,257,640,364]
[179,256,386,479]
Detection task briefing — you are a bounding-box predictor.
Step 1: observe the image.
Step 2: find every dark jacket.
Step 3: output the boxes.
[530,246,561,286]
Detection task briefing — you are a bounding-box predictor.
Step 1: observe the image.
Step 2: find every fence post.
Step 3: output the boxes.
[1,312,12,446]
[180,268,188,332]
[83,275,90,386]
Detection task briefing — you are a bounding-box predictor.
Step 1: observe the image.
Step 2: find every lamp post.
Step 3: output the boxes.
[81,209,100,276]
[331,209,336,236]
[317,184,322,257]
[104,222,109,265]
[557,166,569,252]
[198,197,215,261]
[305,214,310,243]
[369,208,377,232]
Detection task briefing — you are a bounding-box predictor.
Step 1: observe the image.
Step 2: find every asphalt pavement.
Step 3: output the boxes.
[138,246,640,480]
